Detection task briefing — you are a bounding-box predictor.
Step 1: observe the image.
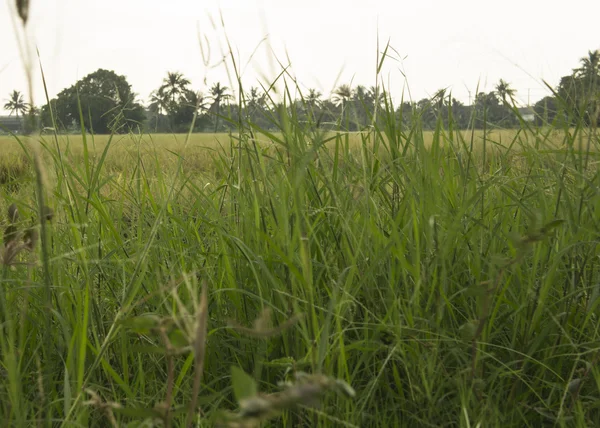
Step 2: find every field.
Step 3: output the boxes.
[1,116,600,426]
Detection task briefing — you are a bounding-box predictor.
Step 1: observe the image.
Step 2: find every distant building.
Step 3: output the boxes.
[0,116,23,133]
[517,107,535,123]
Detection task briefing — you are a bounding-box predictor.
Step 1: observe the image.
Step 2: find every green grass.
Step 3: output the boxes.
[1,92,600,427]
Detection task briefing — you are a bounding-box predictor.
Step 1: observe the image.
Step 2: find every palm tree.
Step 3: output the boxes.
[209,82,232,132]
[246,87,267,110]
[4,90,28,120]
[495,79,516,105]
[352,85,374,128]
[305,89,322,108]
[353,85,368,101]
[159,72,191,105]
[183,89,209,113]
[575,50,600,80]
[304,89,322,123]
[575,50,600,109]
[245,87,267,124]
[332,84,353,127]
[575,50,600,124]
[331,84,353,109]
[368,86,386,107]
[149,87,170,131]
[149,87,168,114]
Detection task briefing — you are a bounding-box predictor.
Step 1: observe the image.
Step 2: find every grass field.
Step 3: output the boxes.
[1,107,600,426]
[0,127,580,181]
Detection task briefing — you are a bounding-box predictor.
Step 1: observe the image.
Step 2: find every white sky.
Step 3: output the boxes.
[1,0,599,114]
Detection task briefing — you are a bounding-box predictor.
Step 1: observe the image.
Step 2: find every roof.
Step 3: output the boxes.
[0,116,23,132]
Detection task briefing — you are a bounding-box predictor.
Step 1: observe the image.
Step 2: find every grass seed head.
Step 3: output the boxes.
[7,203,19,223]
[15,0,29,26]
[23,227,38,250]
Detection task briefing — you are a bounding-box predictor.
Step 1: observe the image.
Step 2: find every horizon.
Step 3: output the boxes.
[2,0,599,115]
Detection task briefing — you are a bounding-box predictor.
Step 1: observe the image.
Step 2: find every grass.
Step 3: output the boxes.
[0,127,584,184]
[2,82,600,427]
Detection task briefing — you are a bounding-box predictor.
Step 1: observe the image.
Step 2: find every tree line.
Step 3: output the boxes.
[2,49,598,134]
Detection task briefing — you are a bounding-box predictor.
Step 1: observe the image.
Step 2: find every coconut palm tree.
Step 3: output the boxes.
[159,72,191,105]
[575,50,600,111]
[149,88,169,115]
[183,89,209,113]
[4,90,28,119]
[209,82,232,132]
[331,84,353,109]
[495,79,516,105]
[575,50,600,81]
[246,87,267,110]
[332,84,354,127]
[306,89,322,108]
[149,87,170,131]
[353,85,368,101]
[368,86,386,107]
[304,89,322,123]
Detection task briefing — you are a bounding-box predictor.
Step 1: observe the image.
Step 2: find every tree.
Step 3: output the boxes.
[4,90,28,119]
[474,92,499,128]
[160,72,191,105]
[534,96,562,126]
[352,85,371,128]
[576,50,600,123]
[244,87,269,127]
[332,84,353,128]
[368,86,386,108]
[171,89,210,131]
[303,89,323,125]
[495,79,516,105]
[209,83,232,132]
[148,87,170,132]
[155,72,193,129]
[149,87,169,116]
[246,87,266,112]
[575,50,600,82]
[451,98,471,129]
[557,50,600,125]
[305,89,322,109]
[41,69,145,133]
[331,84,353,109]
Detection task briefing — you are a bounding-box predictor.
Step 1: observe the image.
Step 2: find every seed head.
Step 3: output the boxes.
[23,227,39,250]
[15,0,29,26]
[7,204,19,223]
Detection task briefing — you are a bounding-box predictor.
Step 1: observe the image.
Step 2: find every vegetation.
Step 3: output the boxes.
[2,2,600,426]
[39,69,146,134]
[3,50,596,136]
[3,78,600,426]
[3,90,29,119]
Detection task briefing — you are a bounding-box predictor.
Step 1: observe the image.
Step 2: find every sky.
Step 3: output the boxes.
[1,0,599,115]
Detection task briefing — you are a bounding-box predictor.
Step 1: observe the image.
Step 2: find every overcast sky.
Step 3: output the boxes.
[1,0,599,114]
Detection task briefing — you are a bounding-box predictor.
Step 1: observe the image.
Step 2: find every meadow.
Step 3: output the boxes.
[1,108,600,427]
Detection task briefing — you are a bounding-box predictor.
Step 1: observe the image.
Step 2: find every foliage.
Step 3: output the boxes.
[3,67,600,426]
[4,25,600,424]
[3,90,29,119]
[208,82,232,132]
[534,95,564,126]
[541,50,600,126]
[40,69,145,133]
[26,50,600,136]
